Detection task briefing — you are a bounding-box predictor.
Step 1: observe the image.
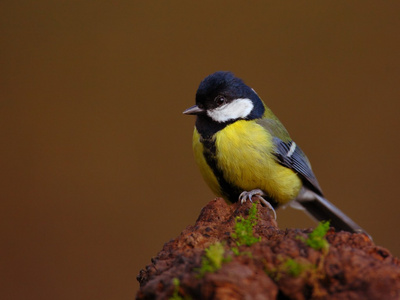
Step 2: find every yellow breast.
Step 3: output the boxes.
[193,120,302,205]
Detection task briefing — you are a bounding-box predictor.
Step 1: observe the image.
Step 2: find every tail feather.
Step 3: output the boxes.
[295,188,371,239]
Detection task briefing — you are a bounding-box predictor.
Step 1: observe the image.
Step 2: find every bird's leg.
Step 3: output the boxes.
[238,189,277,220]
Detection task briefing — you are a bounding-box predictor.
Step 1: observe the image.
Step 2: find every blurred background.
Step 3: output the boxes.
[1,1,399,299]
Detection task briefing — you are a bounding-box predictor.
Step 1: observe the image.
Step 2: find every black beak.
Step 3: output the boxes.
[183,105,205,115]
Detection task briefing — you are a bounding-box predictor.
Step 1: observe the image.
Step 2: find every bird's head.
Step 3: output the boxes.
[183,71,265,124]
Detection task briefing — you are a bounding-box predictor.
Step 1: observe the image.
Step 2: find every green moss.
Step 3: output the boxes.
[169,278,184,300]
[298,221,330,252]
[231,203,261,247]
[196,242,231,277]
[265,257,313,280]
[169,278,192,300]
[283,258,309,277]
[232,246,253,257]
[231,246,240,256]
[266,222,330,285]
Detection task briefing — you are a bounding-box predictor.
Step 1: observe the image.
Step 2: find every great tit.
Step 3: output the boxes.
[183,71,369,236]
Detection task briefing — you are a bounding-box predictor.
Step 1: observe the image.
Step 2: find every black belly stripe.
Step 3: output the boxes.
[200,135,280,208]
[201,137,242,203]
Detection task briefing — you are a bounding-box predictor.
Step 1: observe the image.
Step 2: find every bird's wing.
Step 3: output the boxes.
[255,119,371,237]
[272,137,323,196]
[255,118,323,195]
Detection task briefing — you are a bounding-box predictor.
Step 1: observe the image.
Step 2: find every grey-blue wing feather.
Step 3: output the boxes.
[273,137,323,196]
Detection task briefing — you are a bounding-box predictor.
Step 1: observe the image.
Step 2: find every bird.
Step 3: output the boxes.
[183,71,370,237]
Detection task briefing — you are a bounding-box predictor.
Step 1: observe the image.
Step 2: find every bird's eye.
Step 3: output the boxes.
[214,96,227,106]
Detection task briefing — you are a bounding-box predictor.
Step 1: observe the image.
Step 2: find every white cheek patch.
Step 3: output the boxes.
[207,98,254,123]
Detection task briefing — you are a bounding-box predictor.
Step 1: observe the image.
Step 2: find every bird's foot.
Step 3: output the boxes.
[238,189,277,220]
[239,189,264,204]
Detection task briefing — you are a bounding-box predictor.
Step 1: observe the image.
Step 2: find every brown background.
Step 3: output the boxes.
[1,1,399,299]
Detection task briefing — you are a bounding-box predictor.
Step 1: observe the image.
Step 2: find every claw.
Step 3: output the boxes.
[238,189,277,220]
